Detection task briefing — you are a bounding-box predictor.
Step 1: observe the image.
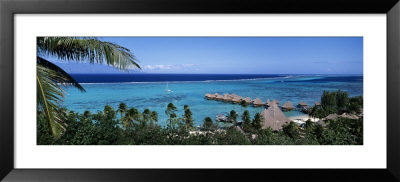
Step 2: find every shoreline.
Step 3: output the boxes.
[288,114,319,123]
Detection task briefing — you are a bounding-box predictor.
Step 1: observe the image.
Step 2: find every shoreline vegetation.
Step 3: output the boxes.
[37,90,363,145]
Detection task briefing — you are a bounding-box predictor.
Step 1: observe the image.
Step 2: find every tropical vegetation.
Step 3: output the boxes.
[37,37,140,138]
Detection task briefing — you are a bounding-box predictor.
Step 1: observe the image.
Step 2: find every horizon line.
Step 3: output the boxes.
[68,73,363,75]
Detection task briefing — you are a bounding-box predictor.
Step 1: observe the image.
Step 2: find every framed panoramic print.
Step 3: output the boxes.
[1,0,400,181]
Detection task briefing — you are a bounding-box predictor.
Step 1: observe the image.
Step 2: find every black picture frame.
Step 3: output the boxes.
[1,0,399,181]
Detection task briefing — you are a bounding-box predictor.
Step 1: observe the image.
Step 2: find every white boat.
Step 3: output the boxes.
[165,83,172,92]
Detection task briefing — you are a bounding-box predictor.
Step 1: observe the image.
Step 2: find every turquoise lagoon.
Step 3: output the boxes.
[63,74,363,127]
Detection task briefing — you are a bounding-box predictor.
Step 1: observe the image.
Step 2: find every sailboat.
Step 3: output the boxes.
[165,83,172,92]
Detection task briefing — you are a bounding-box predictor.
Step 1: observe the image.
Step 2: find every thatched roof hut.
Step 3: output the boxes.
[208,94,216,99]
[298,101,308,107]
[205,93,212,99]
[231,96,242,103]
[315,102,321,106]
[261,104,291,131]
[252,98,264,106]
[267,99,279,107]
[282,101,294,111]
[222,94,232,102]
[266,99,271,106]
[215,94,224,100]
[325,114,339,120]
[243,97,252,104]
[340,113,359,120]
[230,93,238,98]
[325,113,359,121]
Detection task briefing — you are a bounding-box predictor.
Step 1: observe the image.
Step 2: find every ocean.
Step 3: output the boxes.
[63,74,363,127]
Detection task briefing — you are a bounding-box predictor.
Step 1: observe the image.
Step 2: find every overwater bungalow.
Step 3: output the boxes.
[260,104,291,131]
[267,99,279,107]
[243,97,252,104]
[223,94,232,102]
[230,93,238,98]
[205,93,212,99]
[252,98,264,106]
[208,94,216,100]
[231,96,242,103]
[282,101,294,111]
[298,101,308,107]
[215,94,224,101]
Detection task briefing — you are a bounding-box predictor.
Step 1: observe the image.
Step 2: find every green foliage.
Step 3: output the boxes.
[321,90,337,114]
[227,110,238,123]
[183,105,194,130]
[202,117,214,131]
[304,119,316,133]
[37,37,140,69]
[252,113,263,130]
[37,37,140,138]
[252,129,295,145]
[282,122,300,140]
[117,102,128,118]
[37,103,363,145]
[213,127,251,145]
[151,111,158,122]
[166,102,177,116]
[309,106,328,119]
[240,100,248,108]
[320,117,361,145]
[242,110,252,132]
[336,89,349,112]
[348,96,363,114]
[142,109,151,122]
[319,90,360,116]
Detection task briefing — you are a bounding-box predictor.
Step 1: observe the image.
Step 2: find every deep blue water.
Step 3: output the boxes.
[70,74,286,83]
[64,74,363,127]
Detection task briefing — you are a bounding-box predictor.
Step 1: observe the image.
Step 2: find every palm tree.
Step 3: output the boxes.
[122,108,142,129]
[117,103,128,118]
[142,109,151,122]
[183,105,194,130]
[165,102,177,116]
[242,110,252,132]
[150,111,158,122]
[103,105,116,119]
[252,113,263,130]
[227,110,238,124]
[37,37,140,138]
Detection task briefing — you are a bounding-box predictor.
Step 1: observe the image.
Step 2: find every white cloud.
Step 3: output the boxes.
[143,64,173,70]
[142,64,200,72]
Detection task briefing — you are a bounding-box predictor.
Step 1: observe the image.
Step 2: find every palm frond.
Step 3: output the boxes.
[37,64,68,138]
[37,37,141,70]
[37,57,86,92]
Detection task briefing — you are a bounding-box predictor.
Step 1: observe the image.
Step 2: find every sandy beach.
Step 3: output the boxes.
[288,114,319,123]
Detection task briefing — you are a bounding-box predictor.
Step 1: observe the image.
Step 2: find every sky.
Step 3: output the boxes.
[46,37,363,74]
